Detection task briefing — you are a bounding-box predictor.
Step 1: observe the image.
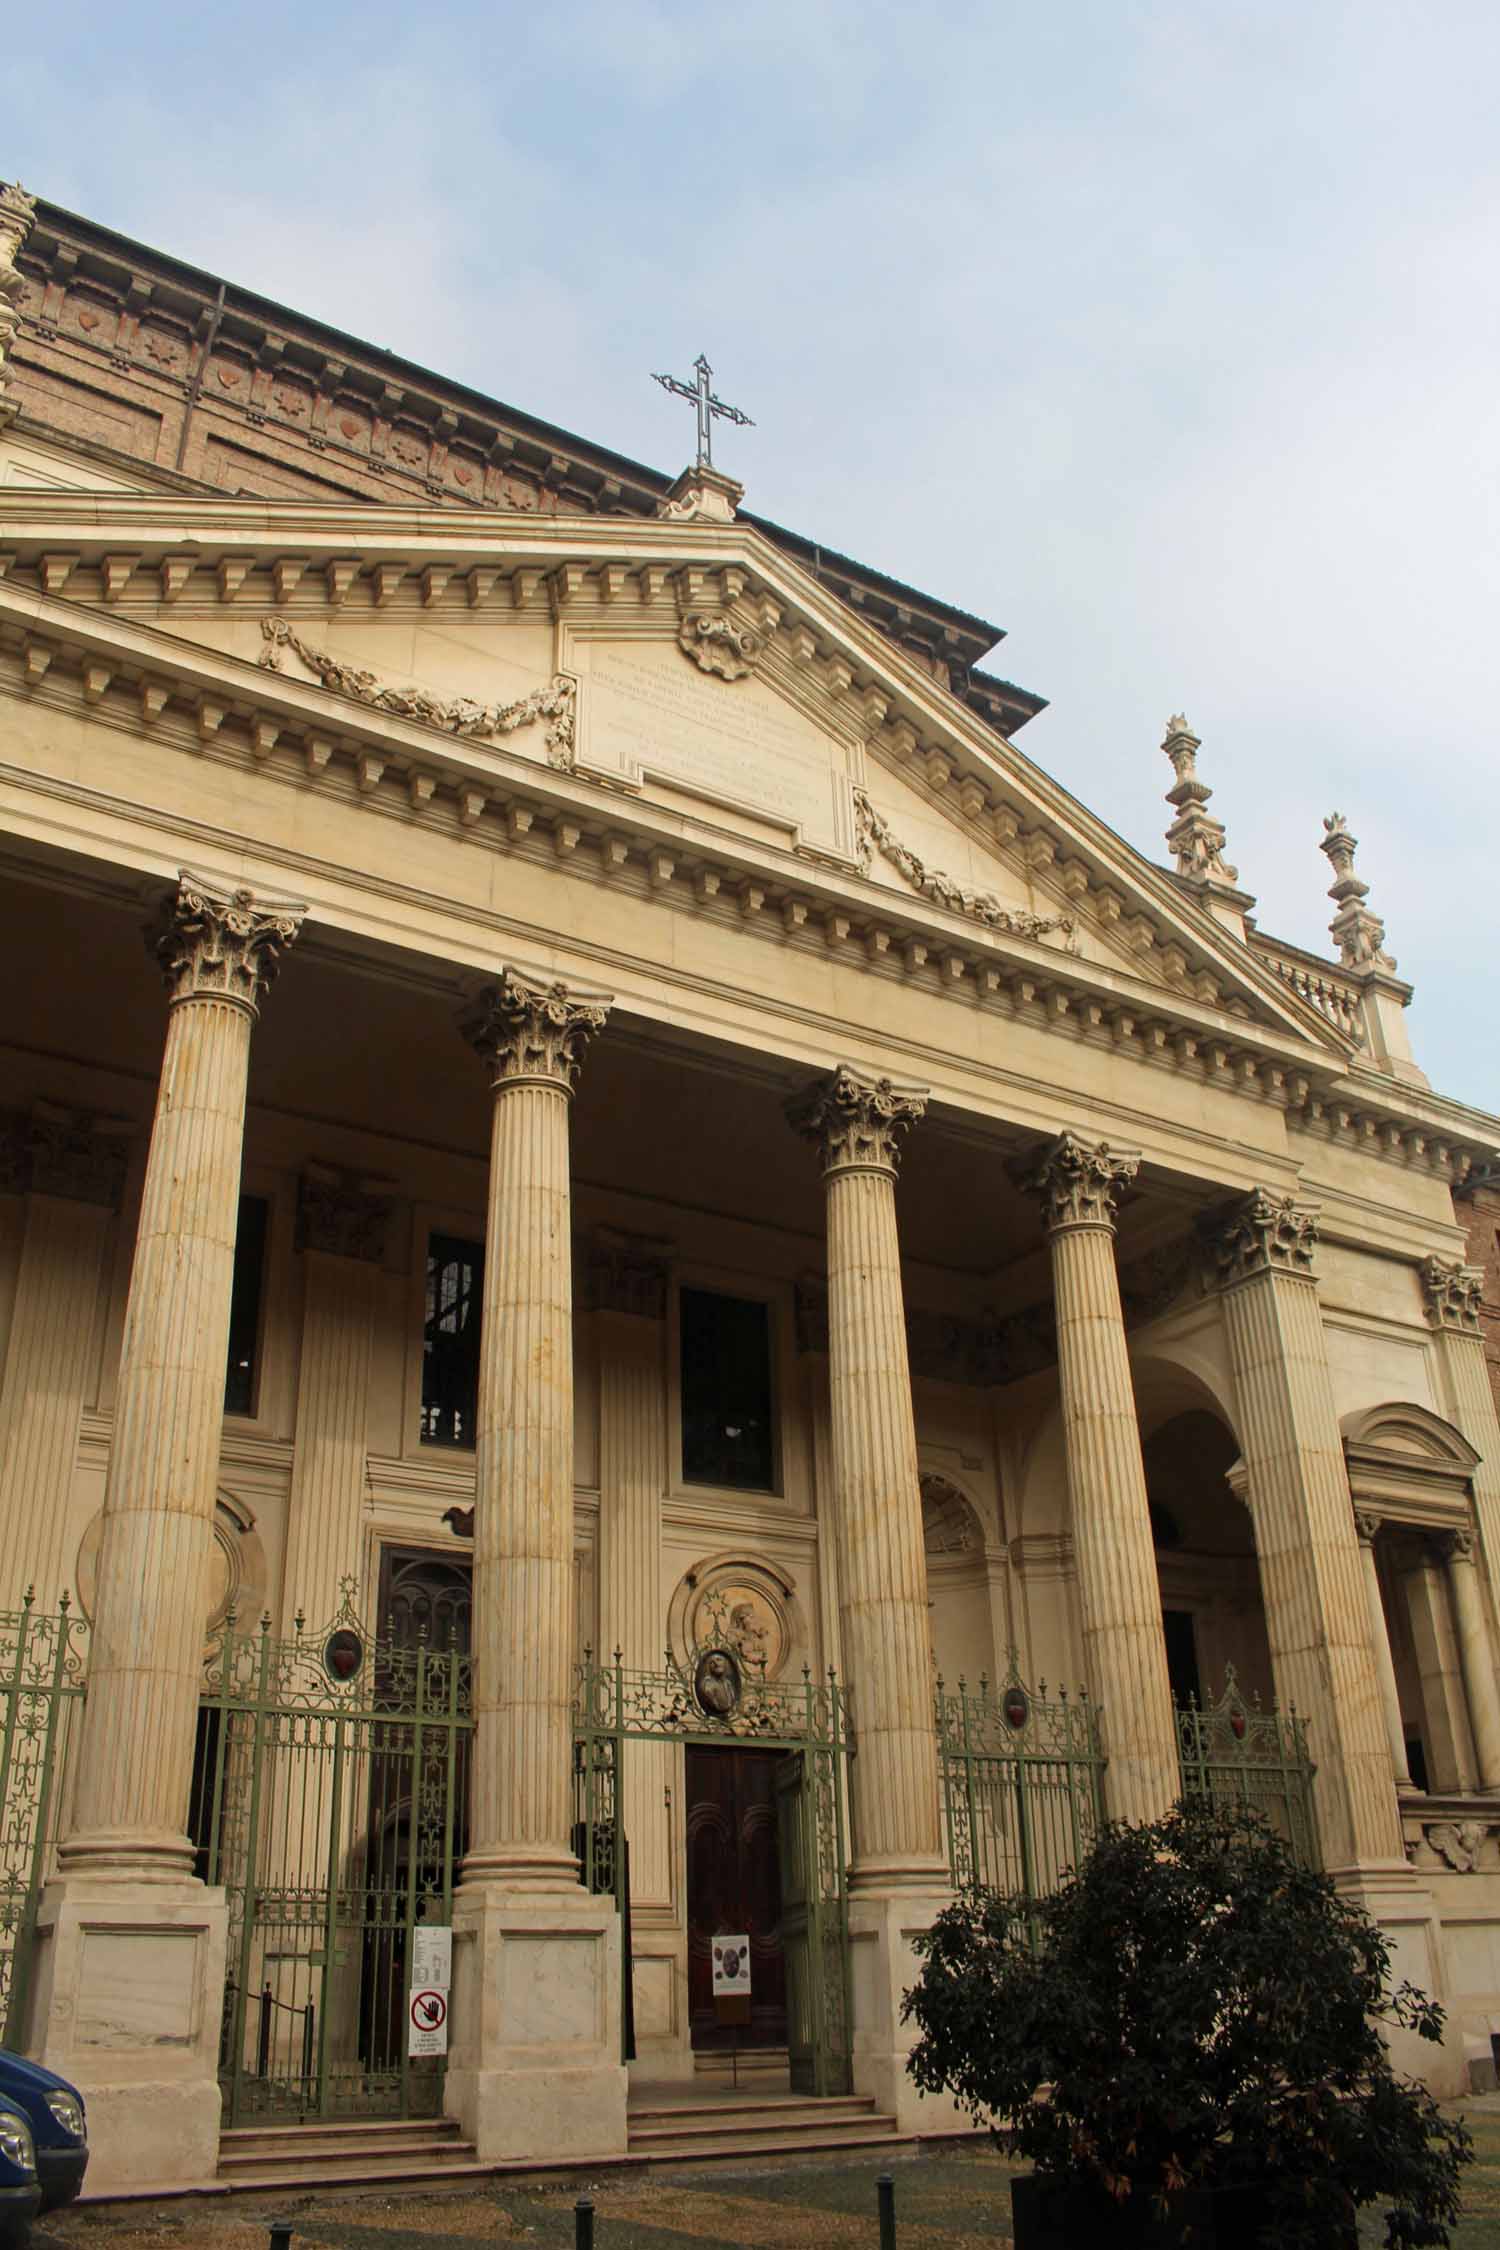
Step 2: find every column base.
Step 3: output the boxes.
[24,1875,227,2192]
[443,1882,626,2163]
[846,1893,979,2138]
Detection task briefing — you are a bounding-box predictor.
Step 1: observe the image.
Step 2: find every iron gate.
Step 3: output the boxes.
[1178,1666,1319,1866]
[936,1661,1106,1900]
[574,1601,853,2097]
[0,1596,88,2044]
[203,1588,471,2124]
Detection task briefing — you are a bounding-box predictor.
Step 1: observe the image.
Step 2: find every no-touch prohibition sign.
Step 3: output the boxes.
[408,1986,448,2056]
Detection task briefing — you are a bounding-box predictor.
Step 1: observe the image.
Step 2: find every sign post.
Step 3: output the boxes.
[408,1925,452,2059]
[711,1932,751,2088]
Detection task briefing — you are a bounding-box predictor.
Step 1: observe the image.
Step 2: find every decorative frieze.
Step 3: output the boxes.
[853,789,1072,945]
[0,1103,129,1209]
[152,870,306,1016]
[259,616,578,770]
[1208,1189,1319,1288]
[296,1165,395,1264]
[463,968,609,1091]
[1018,1132,1140,1234]
[1420,1255,1484,1334]
[787,1063,927,1178]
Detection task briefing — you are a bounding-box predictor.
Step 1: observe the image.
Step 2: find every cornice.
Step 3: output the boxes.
[1,549,1494,1180]
[0,503,1337,1032]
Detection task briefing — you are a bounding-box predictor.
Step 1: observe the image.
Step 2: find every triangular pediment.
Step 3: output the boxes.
[0,484,1349,1051]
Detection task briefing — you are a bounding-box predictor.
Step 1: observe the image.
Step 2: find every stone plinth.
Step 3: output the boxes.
[846,1894,976,2136]
[25,1878,228,2192]
[444,1886,626,2161]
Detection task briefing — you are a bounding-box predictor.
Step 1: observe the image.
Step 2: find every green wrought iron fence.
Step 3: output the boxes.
[1177,1667,1319,1867]
[0,1595,89,2043]
[202,1589,471,2125]
[574,1604,853,2097]
[936,1663,1106,1901]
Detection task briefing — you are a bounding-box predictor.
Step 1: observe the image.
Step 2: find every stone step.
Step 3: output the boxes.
[629,2097,878,2129]
[628,2123,903,2162]
[220,2117,464,2150]
[212,2156,494,2193]
[220,2133,472,2174]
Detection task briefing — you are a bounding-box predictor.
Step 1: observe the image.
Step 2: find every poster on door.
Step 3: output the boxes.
[712,1934,751,1997]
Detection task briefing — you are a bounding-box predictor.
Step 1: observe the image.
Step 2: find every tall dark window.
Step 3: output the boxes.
[680,1287,775,1491]
[423,1233,483,1446]
[223,1194,269,1415]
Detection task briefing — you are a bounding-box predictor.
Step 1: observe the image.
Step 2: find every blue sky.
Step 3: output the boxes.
[6,1,1499,1111]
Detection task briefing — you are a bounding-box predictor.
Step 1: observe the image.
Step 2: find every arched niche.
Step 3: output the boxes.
[921,1471,996,1687]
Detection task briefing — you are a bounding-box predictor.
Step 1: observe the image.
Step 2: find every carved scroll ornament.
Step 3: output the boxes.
[259,617,578,770]
[678,610,762,681]
[1420,1255,1484,1335]
[854,790,1072,945]
[1209,1189,1320,1288]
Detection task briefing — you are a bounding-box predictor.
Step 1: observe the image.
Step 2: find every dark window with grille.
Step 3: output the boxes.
[223,1194,269,1415]
[378,1544,473,1653]
[422,1233,483,1446]
[680,1287,775,1491]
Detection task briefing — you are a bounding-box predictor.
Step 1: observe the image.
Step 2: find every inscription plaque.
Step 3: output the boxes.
[581,643,848,855]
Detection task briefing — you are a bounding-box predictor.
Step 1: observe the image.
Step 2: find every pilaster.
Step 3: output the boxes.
[1209,1189,1402,1869]
[1422,1257,1500,1611]
[1018,1132,1179,1825]
[1353,1512,1415,1791]
[279,1167,394,1632]
[0,1107,129,1612]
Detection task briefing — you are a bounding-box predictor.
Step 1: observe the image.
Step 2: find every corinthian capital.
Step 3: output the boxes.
[152,870,305,1015]
[1209,1189,1319,1287]
[1421,1255,1485,1335]
[788,1064,927,1177]
[1019,1132,1140,1233]
[464,968,610,1091]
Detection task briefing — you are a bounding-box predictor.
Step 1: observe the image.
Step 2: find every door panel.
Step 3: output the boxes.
[685,1745,787,2050]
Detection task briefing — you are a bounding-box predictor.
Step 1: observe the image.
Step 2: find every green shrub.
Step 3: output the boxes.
[903,1799,1471,2248]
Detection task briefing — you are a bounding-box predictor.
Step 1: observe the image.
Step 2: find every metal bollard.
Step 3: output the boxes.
[877,2171,896,2249]
[268,2224,294,2250]
[574,2193,595,2249]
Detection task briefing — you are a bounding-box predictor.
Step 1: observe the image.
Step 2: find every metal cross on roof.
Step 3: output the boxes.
[652,353,755,471]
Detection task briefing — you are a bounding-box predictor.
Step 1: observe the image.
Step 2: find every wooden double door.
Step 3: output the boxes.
[685,1744,788,2051]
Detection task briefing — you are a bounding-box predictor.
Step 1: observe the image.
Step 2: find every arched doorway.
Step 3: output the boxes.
[1141,1408,1274,1710]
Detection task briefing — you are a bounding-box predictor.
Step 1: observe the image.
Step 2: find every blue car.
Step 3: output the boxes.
[0,2102,39,2246]
[0,2055,86,2221]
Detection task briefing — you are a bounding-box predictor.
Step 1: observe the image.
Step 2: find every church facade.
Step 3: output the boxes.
[2,180,1500,2192]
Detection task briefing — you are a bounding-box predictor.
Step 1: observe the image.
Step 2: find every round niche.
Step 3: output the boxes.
[667,1554,801,1682]
[76,1489,267,1656]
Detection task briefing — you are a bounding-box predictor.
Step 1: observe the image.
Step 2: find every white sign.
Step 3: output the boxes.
[408,1987,448,2057]
[410,1926,452,1990]
[712,1934,752,1998]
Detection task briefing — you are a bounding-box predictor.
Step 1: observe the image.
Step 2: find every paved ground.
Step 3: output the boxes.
[34,2106,1500,2247]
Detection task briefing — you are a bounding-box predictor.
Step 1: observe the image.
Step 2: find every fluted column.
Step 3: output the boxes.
[461,970,609,1893]
[1211,1191,1402,1867]
[60,874,303,1879]
[0,1108,129,1611]
[1354,1512,1415,1790]
[592,1232,672,1909]
[279,1169,394,1630]
[788,1067,946,1893]
[1441,1529,1500,1791]
[1019,1133,1179,1825]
